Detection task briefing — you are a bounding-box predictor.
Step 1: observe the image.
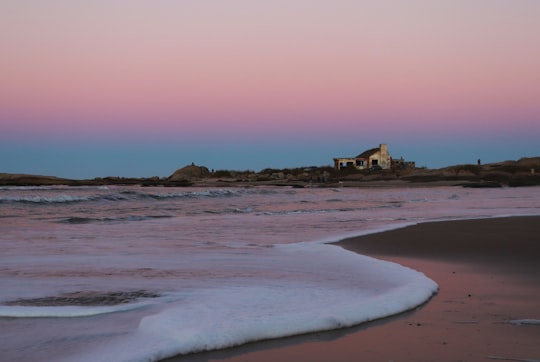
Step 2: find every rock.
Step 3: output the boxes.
[168,164,211,181]
[0,173,71,186]
[517,157,540,168]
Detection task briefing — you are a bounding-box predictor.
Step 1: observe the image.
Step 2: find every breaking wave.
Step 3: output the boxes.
[57,215,174,224]
[0,188,245,205]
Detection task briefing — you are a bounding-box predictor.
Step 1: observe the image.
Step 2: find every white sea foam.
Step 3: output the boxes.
[0,194,92,203]
[72,243,438,362]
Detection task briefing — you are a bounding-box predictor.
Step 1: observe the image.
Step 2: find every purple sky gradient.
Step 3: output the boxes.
[1,1,539,178]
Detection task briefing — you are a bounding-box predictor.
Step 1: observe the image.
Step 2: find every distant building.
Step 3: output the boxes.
[333,144,415,171]
[334,144,392,170]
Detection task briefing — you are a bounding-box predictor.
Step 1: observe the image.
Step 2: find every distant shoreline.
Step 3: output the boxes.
[2,156,539,188]
[1,175,538,188]
[1,172,538,188]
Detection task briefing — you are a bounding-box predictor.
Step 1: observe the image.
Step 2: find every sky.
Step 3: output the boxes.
[1,0,539,179]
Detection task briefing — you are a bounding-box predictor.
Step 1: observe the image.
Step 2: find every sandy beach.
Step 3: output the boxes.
[166,216,540,362]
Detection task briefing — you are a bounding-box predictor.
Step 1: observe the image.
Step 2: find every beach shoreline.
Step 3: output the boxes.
[164,216,540,362]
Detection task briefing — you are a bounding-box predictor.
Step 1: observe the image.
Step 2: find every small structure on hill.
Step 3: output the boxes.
[334,144,415,171]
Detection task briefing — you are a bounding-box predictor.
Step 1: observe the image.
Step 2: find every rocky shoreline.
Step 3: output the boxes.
[2,157,539,188]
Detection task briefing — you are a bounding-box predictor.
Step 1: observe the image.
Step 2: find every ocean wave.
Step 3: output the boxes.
[203,207,255,215]
[56,215,174,224]
[0,186,74,191]
[0,187,300,206]
[71,244,438,361]
[261,203,402,216]
[0,188,245,205]
[0,195,95,204]
[142,189,240,200]
[508,319,540,325]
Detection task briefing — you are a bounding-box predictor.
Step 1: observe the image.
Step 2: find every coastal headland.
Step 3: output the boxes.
[1,156,540,188]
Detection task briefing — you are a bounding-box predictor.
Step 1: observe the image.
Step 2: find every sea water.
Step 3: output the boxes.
[0,185,539,361]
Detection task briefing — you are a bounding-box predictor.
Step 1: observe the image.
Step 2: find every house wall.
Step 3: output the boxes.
[333,158,357,170]
[377,144,392,169]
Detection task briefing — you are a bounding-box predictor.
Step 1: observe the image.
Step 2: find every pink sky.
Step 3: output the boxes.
[1,1,539,177]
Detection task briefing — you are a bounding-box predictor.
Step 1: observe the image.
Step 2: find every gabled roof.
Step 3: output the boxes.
[355,147,379,159]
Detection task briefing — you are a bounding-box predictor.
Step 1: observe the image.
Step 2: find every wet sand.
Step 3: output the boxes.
[166,216,540,362]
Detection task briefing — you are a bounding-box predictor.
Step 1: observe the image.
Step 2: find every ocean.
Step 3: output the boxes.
[1,185,539,362]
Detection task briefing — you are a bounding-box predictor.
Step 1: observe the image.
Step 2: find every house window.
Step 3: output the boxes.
[356,160,364,166]
[372,160,379,165]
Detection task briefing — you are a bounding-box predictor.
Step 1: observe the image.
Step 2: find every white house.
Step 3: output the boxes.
[334,144,392,170]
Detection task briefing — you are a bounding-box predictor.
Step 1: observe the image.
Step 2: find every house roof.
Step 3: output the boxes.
[355,147,379,159]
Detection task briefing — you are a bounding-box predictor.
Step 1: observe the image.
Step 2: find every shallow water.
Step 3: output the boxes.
[1,185,539,361]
